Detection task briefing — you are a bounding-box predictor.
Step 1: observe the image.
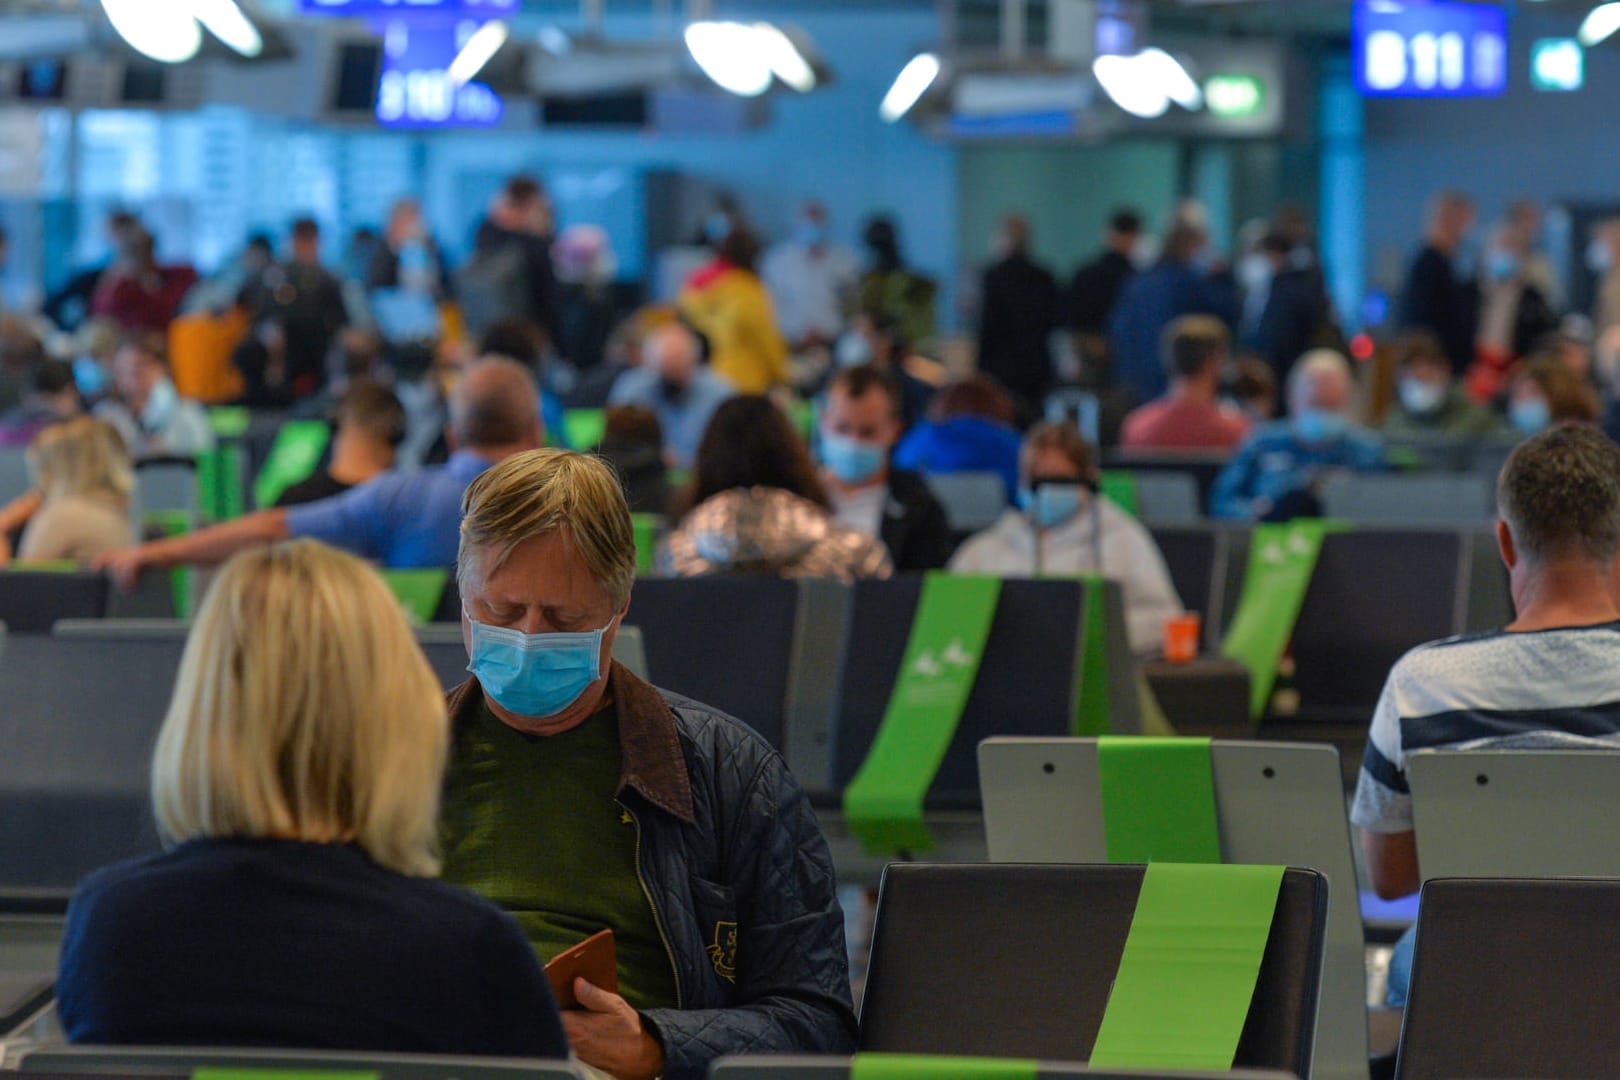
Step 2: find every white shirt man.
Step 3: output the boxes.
[762,204,858,349]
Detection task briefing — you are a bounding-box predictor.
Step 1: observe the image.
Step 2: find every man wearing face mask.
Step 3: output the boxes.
[94,335,214,459]
[948,420,1182,657]
[608,321,733,470]
[1382,331,1503,438]
[762,201,859,352]
[819,365,952,572]
[1211,349,1385,522]
[440,449,857,1080]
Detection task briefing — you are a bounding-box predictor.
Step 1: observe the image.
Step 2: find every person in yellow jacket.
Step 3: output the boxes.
[679,228,789,395]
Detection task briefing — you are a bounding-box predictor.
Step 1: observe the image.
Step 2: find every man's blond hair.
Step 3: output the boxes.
[458,448,636,607]
[151,540,449,877]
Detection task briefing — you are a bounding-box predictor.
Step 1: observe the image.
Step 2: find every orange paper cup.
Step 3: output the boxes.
[1163,613,1202,664]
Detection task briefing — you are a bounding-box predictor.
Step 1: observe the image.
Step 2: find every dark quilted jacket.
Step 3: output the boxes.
[446,665,858,1080]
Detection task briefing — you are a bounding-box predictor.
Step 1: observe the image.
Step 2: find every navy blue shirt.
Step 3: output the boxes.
[285,450,494,568]
[58,838,569,1058]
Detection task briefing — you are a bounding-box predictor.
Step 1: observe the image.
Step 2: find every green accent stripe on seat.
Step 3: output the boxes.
[852,1054,1037,1080]
[1097,736,1221,864]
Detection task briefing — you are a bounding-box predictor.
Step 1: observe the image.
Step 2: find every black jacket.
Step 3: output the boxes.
[880,469,955,572]
[447,667,857,1080]
[978,254,1060,405]
[1068,249,1135,336]
[1250,266,1336,386]
[1401,245,1479,375]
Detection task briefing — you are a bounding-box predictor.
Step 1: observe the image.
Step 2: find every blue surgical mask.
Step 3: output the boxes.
[821,431,887,486]
[795,221,827,248]
[1589,241,1614,276]
[466,614,618,720]
[1399,378,1447,417]
[74,357,108,398]
[1293,408,1349,445]
[1510,396,1552,437]
[1018,483,1085,530]
[1486,249,1522,281]
[142,377,178,432]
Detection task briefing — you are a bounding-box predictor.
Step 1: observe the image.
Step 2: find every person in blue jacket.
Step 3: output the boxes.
[893,374,1024,502]
[1212,349,1385,521]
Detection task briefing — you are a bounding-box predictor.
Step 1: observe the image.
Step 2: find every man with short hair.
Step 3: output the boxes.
[273,379,407,507]
[1210,349,1384,521]
[254,218,349,398]
[440,449,857,1080]
[97,358,542,586]
[608,321,733,469]
[1400,190,1480,375]
[1069,209,1142,343]
[461,174,561,342]
[762,201,859,351]
[1120,315,1250,451]
[820,364,953,571]
[977,215,1060,411]
[1353,424,1620,1002]
[0,357,81,446]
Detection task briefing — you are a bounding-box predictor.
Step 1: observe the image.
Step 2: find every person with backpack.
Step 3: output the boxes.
[457,176,561,347]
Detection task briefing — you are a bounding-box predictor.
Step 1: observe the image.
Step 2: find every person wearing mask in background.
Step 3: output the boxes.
[1468,223,1559,403]
[0,417,133,566]
[679,227,789,395]
[857,216,937,352]
[367,199,450,347]
[1120,316,1250,452]
[459,175,561,344]
[442,450,858,1079]
[1382,331,1503,439]
[893,375,1024,502]
[835,310,939,427]
[552,224,619,375]
[1507,357,1600,439]
[763,201,859,352]
[1109,219,1240,408]
[91,227,198,336]
[1400,190,1480,377]
[976,215,1060,416]
[95,336,214,459]
[662,396,890,582]
[1589,219,1620,337]
[597,405,671,515]
[948,421,1182,657]
[97,359,543,586]
[256,218,349,400]
[59,541,571,1058]
[0,358,82,447]
[609,320,733,470]
[820,365,953,572]
[1248,231,1339,393]
[1504,199,1562,310]
[273,380,406,508]
[1212,349,1384,522]
[1067,209,1143,382]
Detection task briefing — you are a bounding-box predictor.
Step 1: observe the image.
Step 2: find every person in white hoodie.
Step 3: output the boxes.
[948,420,1183,656]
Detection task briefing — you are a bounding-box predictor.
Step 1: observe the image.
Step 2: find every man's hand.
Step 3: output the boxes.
[561,978,665,1080]
[95,546,150,593]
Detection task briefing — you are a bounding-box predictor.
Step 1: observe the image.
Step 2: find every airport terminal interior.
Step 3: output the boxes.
[3,0,1620,1078]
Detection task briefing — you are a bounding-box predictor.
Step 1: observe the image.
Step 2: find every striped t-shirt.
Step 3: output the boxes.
[1350,621,1620,834]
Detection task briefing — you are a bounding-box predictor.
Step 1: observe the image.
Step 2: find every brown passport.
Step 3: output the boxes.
[545,929,618,1009]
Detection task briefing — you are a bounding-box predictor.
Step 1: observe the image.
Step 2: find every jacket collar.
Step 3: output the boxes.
[447,662,697,825]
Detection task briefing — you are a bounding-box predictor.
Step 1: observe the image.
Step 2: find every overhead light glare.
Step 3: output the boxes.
[1139,47,1202,109]
[880,52,940,122]
[191,0,262,58]
[448,20,508,85]
[101,0,202,64]
[685,21,774,97]
[1579,2,1620,47]
[754,22,816,93]
[1093,53,1168,118]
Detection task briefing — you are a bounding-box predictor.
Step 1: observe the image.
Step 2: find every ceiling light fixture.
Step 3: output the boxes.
[880,52,941,122]
[448,20,509,85]
[754,22,816,93]
[101,0,202,64]
[685,20,774,97]
[191,0,262,58]
[1579,3,1620,46]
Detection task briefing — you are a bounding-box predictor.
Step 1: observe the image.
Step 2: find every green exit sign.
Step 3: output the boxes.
[1205,73,1266,118]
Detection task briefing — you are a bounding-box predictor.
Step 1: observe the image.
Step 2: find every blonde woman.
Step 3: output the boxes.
[0,417,135,565]
[55,540,569,1057]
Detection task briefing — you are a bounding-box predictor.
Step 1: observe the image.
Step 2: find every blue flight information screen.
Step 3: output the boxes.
[374,20,504,129]
[1353,0,1509,98]
[302,0,515,14]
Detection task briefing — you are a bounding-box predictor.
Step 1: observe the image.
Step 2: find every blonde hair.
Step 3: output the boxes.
[28,417,133,507]
[151,540,449,876]
[458,448,636,607]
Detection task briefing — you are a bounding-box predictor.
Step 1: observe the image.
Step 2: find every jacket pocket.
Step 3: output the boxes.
[689,876,740,985]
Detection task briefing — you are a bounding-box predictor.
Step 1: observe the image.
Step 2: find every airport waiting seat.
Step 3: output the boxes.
[859,863,1325,1078]
[1102,451,1231,515]
[0,633,179,887]
[827,577,1088,806]
[1149,524,1229,648]
[133,458,200,533]
[711,1058,1297,1080]
[626,577,800,749]
[1393,879,1620,1079]
[0,890,66,1037]
[19,1046,585,1080]
[0,571,110,633]
[1129,471,1202,524]
[1319,473,1493,526]
[1407,750,1620,882]
[978,739,1367,1080]
[924,471,1008,534]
